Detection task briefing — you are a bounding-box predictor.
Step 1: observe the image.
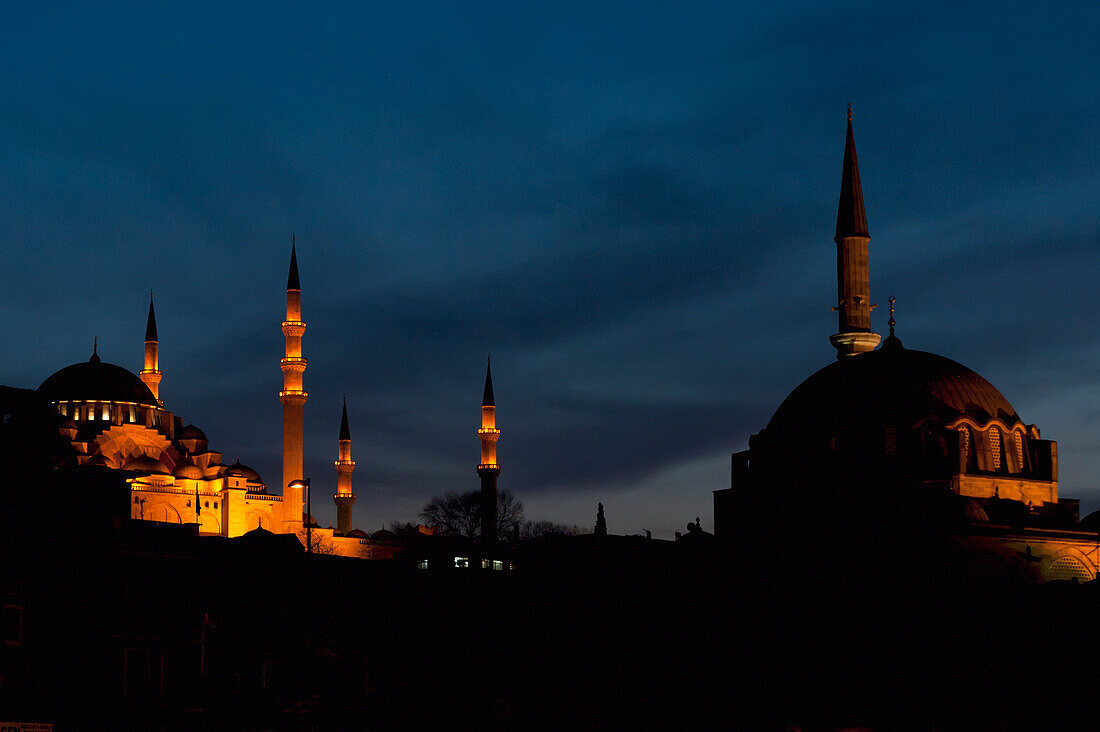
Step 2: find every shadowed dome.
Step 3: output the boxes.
[767,339,1021,440]
[39,352,158,406]
[179,424,207,442]
[124,455,170,474]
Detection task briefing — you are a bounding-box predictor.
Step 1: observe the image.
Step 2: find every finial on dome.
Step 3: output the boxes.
[90,337,100,363]
[888,296,896,336]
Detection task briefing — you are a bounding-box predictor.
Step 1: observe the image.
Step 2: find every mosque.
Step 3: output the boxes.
[18,244,463,559]
[714,111,1100,583]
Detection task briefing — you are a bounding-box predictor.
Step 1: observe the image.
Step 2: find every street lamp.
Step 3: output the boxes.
[288,478,311,553]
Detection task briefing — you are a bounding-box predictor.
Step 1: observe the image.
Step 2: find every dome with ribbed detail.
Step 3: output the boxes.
[39,352,157,406]
[767,339,1021,443]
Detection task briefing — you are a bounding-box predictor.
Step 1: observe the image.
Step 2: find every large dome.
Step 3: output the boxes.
[38,352,158,406]
[767,337,1021,440]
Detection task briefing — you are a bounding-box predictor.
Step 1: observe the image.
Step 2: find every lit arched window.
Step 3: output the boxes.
[988,428,1002,471]
[1045,556,1094,582]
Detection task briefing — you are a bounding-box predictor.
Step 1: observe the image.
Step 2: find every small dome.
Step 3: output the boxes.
[224,459,262,483]
[174,463,203,480]
[964,500,990,523]
[179,424,208,442]
[39,353,158,406]
[124,454,170,474]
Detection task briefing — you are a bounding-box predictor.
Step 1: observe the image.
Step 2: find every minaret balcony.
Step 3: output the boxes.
[478,428,500,437]
[280,357,308,373]
[282,321,306,337]
[279,390,309,404]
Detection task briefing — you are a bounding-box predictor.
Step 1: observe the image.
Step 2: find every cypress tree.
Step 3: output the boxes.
[594,502,607,537]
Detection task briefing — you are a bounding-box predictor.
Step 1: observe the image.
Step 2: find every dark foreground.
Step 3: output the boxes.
[3,468,1100,730]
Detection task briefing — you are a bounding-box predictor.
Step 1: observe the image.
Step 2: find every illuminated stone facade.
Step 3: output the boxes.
[24,245,394,560]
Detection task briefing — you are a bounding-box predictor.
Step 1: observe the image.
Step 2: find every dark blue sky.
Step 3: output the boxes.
[3,1,1098,537]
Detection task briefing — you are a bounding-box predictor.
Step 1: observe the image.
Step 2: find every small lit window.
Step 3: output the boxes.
[492,560,504,571]
[417,559,429,570]
[959,427,970,462]
[102,403,110,420]
[1015,432,1024,468]
[989,429,1002,470]
[129,405,137,423]
[454,556,469,569]
[60,402,68,416]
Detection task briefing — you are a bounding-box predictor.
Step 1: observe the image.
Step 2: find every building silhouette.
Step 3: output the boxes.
[714,111,1097,583]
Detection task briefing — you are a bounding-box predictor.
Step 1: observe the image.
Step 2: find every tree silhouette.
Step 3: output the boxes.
[594,502,607,537]
[420,489,524,541]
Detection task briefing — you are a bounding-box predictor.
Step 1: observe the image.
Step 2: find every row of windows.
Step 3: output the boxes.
[134,497,218,509]
[59,401,140,423]
[417,557,511,570]
[959,425,1027,474]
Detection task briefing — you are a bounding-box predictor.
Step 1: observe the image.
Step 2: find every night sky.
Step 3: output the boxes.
[3,2,1098,538]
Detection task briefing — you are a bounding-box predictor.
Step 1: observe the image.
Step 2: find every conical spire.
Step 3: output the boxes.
[145,291,158,342]
[482,357,495,407]
[339,396,351,441]
[834,106,869,241]
[287,238,301,291]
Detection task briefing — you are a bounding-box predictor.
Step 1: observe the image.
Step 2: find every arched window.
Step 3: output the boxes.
[1045,556,1094,582]
[988,428,1002,471]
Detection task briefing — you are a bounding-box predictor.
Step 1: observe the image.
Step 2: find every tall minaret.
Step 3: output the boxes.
[477,358,501,543]
[829,107,881,359]
[140,292,163,402]
[280,241,307,530]
[333,397,356,534]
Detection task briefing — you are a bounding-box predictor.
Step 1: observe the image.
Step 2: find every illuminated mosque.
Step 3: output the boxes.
[714,111,1100,583]
[24,244,460,559]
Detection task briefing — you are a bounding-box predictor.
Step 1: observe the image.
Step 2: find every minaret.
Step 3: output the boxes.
[333,398,356,534]
[829,107,881,359]
[280,241,307,530]
[140,292,163,402]
[477,358,501,543]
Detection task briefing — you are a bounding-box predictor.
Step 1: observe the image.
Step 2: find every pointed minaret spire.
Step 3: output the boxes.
[835,105,870,241]
[477,357,501,544]
[339,396,351,441]
[482,356,495,407]
[829,107,880,359]
[280,239,308,530]
[334,396,356,534]
[145,291,158,342]
[287,236,301,291]
[140,292,163,401]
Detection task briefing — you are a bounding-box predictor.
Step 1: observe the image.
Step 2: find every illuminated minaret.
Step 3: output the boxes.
[280,241,307,529]
[829,107,881,359]
[477,358,501,542]
[140,292,163,402]
[333,397,356,534]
